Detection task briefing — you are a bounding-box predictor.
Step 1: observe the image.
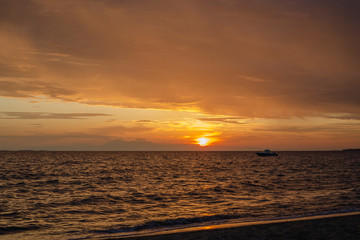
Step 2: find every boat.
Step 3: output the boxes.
[256,149,278,156]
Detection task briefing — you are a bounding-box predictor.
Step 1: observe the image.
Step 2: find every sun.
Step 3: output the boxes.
[196,137,210,147]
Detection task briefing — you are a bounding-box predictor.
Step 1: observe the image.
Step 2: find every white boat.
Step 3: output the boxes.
[256,149,278,156]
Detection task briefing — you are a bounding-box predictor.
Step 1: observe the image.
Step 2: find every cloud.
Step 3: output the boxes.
[198,117,245,124]
[90,125,154,135]
[98,139,171,151]
[0,134,200,151]
[0,81,76,99]
[0,132,110,150]
[0,0,359,118]
[0,111,112,119]
[253,123,360,133]
[136,120,156,123]
[326,114,360,121]
[0,62,39,78]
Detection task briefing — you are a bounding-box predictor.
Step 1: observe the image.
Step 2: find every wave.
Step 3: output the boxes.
[67,195,112,205]
[32,195,120,209]
[91,207,360,236]
[92,213,253,234]
[0,225,43,235]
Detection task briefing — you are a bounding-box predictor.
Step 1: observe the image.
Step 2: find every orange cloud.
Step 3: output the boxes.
[1,1,360,150]
[0,111,111,119]
[1,0,359,118]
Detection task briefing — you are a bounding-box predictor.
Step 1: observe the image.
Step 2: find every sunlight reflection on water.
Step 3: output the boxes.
[0,151,359,239]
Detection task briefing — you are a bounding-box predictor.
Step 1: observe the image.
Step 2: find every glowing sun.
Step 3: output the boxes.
[196,137,210,147]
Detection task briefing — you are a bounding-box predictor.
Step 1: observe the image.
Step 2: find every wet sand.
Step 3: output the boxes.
[101,212,360,240]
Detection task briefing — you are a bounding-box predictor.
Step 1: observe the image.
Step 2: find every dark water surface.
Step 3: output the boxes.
[0,151,359,239]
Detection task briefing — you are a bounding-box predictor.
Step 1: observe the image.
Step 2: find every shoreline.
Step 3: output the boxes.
[93,211,360,239]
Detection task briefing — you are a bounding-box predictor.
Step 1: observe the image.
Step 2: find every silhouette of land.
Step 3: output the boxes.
[343,148,360,151]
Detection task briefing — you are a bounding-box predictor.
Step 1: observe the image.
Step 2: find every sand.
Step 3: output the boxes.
[98,212,360,240]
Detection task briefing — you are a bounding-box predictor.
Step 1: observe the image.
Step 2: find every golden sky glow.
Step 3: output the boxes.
[0,0,360,150]
[196,138,210,147]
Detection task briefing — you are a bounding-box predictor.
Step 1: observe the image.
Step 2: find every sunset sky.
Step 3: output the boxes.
[1,0,360,150]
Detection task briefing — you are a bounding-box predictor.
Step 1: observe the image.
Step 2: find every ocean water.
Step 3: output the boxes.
[0,151,359,239]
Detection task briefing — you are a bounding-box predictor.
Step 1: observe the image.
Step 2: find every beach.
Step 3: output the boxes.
[103,212,360,240]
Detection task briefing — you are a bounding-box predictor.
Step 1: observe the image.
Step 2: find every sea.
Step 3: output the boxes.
[0,151,359,239]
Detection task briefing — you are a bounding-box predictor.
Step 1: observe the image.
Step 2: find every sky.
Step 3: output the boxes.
[0,0,360,151]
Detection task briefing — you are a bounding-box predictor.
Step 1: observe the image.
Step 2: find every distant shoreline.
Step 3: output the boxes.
[342,148,360,151]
